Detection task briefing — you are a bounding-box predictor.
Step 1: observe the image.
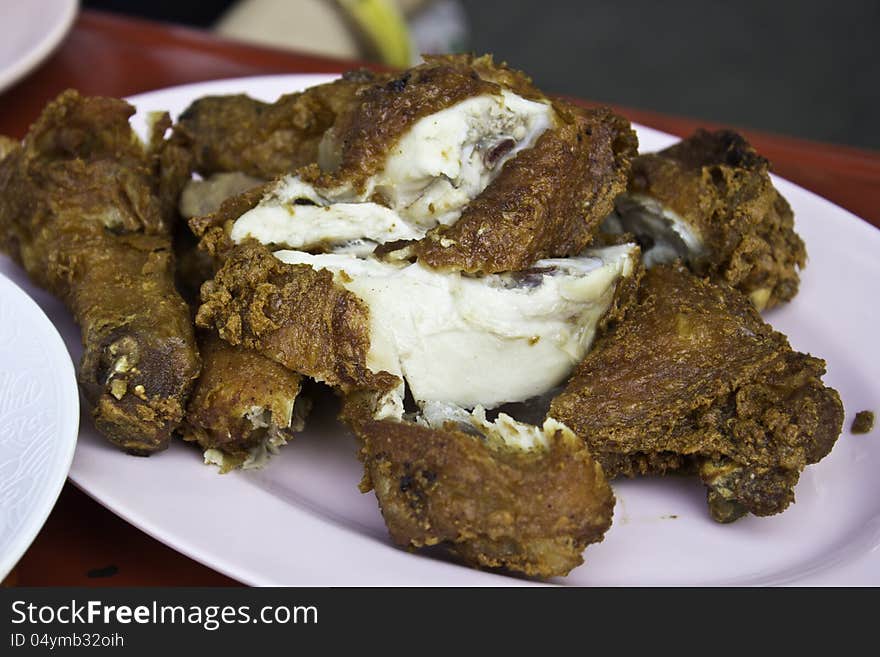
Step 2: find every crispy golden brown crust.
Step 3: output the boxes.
[851,410,874,434]
[0,91,200,453]
[315,59,501,192]
[185,60,637,276]
[182,333,304,464]
[196,243,399,395]
[173,71,386,179]
[2,97,169,246]
[628,129,806,310]
[414,104,637,273]
[352,416,614,577]
[441,53,544,100]
[73,231,200,453]
[550,265,844,521]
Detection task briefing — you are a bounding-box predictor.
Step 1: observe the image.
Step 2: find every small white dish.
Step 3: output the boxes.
[0,272,79,581]
[0,0,78,93]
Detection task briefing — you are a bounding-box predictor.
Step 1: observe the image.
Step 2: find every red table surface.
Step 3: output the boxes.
[2,10,879,587]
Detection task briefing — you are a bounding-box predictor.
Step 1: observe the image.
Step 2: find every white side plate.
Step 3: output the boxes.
[0,0,78,93]
[1,74,878,585]
[0,273,78,580]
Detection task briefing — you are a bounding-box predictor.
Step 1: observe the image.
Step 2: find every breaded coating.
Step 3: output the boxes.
[196,243,399,395]
[414,104,637,273]
[189,56,636,276]
[173,70,386,179]
[177,174,310,471]
[316,56,507,190]
[72,232,200,453]
[851,410,874,435]
[550,265,844,522]
[351,413,614,577]
[618,130,805,310]
[182,333,307,472]
[0,91,200,453]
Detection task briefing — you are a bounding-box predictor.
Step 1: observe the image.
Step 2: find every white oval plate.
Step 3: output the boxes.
[0,0,78,93]
[0,272,78,581]
[1,74,878,586]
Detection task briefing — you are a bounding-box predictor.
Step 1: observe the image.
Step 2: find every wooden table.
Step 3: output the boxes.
[3,10,879,587]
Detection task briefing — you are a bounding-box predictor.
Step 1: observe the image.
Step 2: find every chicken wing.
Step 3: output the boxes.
[175,179,312,471]
[195,243,400,398]
[197,241,640,421]
[201,56,636,274]
[315,55,537,193]
[347,403,614,577]
[172,70,387,179]
[181,333,308,472]
[0,90,200,454]
[414,103,636,273]
[549,265,844,522]
[605,130,805,310]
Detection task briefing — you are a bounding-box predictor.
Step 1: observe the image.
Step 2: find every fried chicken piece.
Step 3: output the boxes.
[176,180,311,471]
[316,55,524,191]
[200,56,636,275]
[414,104,637,273]
[193,56,556,258]
[0,90,200,454]
[606,129,805,310]
[281,244,640,414]
[169,169,310,471]
[348,405,614,577]
[317,54,635,273]
[549,265,844,522]
[195,243,400,397]
[173,70,387,179]
[198,241,640,422]
[181,333,309,472]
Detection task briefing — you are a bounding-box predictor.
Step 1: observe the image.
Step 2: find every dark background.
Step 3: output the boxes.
[84,0,879,150]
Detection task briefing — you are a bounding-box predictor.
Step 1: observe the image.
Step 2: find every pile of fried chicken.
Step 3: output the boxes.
[0,55,844,578]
